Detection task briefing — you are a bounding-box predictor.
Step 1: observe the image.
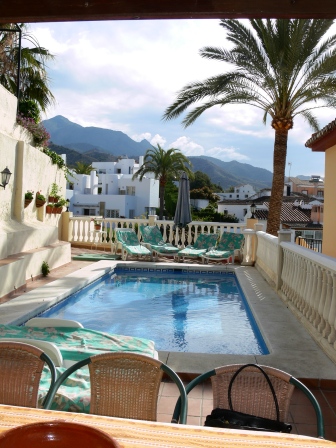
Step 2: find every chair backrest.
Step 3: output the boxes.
[173,363,324,438]
[194,233,218,249]
[217,232,244,252]
[0,338,63,367]
[0,341,56,408]
[25,317,84,328]
[140,225,163,245]
[115,229,140,246]
[45,352,188,424]
[211,364,294,421]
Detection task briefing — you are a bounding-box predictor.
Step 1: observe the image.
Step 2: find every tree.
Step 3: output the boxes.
[73,161,93,174]
[190,170,212,190]
[132,144,193,219]
[0,23,55,117]
[163,19,336,235]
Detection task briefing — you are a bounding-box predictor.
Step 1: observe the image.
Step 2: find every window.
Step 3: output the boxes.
[317,191,324,197]
[145,207,157,217]
[117,168,121,174]
[119,188,126,195]
[229,194,232,198]
[106,209,120,218]
[301,190,308,195]
[236,194,239,198]
[83,208,96,215]
[126,186,135,195]
[129,209,135,219]
[245,194,248,198]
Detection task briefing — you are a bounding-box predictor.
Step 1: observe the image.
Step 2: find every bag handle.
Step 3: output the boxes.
[228,363,280,422]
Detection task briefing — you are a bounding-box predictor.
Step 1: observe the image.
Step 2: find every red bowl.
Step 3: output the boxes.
[0,420,121,448]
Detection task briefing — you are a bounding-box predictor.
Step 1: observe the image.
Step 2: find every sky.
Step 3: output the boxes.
[28,19,336,178]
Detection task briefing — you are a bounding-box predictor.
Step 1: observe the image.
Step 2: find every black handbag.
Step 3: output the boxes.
[204,364,292,433]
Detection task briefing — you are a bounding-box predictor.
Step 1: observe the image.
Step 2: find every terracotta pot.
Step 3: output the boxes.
[46,205,53,214]
[36,198,46,208]
[24,199,32,208]
[48,196,58,203]
[94,224,102,230]
[52,207,63,214]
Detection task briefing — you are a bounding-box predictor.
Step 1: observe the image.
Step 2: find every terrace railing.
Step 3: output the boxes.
[254,229,336,364]
[65,214,246,250]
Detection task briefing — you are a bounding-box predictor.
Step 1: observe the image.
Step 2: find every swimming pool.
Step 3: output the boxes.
[39,268,268,355]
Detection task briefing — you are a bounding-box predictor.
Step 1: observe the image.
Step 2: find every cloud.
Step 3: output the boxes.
[150,134,166,147]
[132,132,152,142]
[169,136,249,162]
[206,147,250,161]
[31,20,330,176]
[169,136,204,156]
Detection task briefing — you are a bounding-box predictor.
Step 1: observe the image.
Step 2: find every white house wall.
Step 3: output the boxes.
[69,166,159,218]
[0,85,71,297]
[217,203,250,221]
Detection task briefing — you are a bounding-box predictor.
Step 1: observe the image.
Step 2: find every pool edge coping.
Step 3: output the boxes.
[0,260,335,380]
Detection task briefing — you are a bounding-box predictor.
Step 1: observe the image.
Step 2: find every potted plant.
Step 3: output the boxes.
[46,203,54,214]
[24,190,34,208]
[53,197,67,214]
[91,217,102,230]
[35,191,46,208]
[41,261,50,277]
[48,183,61,203]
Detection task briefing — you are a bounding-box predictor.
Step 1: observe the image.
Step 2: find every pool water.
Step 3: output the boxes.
[40,269,268,355]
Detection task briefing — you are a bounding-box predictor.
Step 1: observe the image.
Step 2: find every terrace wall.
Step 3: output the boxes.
[0,85,71,298]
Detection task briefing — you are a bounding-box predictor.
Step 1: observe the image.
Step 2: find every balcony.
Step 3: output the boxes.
[63,214,336,367]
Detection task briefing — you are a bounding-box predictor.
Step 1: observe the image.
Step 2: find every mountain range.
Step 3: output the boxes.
[43,115,273,190]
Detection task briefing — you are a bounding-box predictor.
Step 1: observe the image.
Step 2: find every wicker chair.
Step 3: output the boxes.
[44,352,188,424]
[173,363,324,438]
[0,341,57,408]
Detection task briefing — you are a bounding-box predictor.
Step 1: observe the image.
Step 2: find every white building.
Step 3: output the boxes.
[217,200,268,222]
[67,158,159,218]
[217,184,257,201]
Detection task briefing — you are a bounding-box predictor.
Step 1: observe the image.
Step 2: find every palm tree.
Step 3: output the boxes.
[132,144,193,219]
[73,161,93,174]
[163,19,336,235]
[0,23,55,116]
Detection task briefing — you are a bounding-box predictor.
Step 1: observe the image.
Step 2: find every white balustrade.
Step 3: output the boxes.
[278,242,336,363]
[68,216,246,249]
[254,231,279,286]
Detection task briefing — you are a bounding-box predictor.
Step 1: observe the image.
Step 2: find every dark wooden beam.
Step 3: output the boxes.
[1,0,336,23]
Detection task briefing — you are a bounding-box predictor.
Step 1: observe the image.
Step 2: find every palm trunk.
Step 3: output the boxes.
[266,129,288,236]
[159,183,165,220]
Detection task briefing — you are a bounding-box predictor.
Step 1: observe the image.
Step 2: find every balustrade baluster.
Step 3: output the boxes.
[327,273,336,345]
[313,265,323,328]
[322,272,333,339]
[309,263,319,324]
[302,261,313,319]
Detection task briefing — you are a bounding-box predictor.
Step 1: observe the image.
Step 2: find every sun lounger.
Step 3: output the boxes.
[0,324,157,367]
[202,231,245,264]
[139,224,180,260]
[177,233,219,262]
[115,228,152,261]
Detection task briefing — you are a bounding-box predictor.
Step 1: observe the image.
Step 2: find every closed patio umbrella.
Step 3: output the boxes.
[174,172,192,228]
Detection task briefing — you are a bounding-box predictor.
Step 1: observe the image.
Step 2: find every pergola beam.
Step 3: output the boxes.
[1,0,336,23]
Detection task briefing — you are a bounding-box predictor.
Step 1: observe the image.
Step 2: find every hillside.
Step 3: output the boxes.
[189,156,272,190]
[43,115,153,157]
[45,115,273,190]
